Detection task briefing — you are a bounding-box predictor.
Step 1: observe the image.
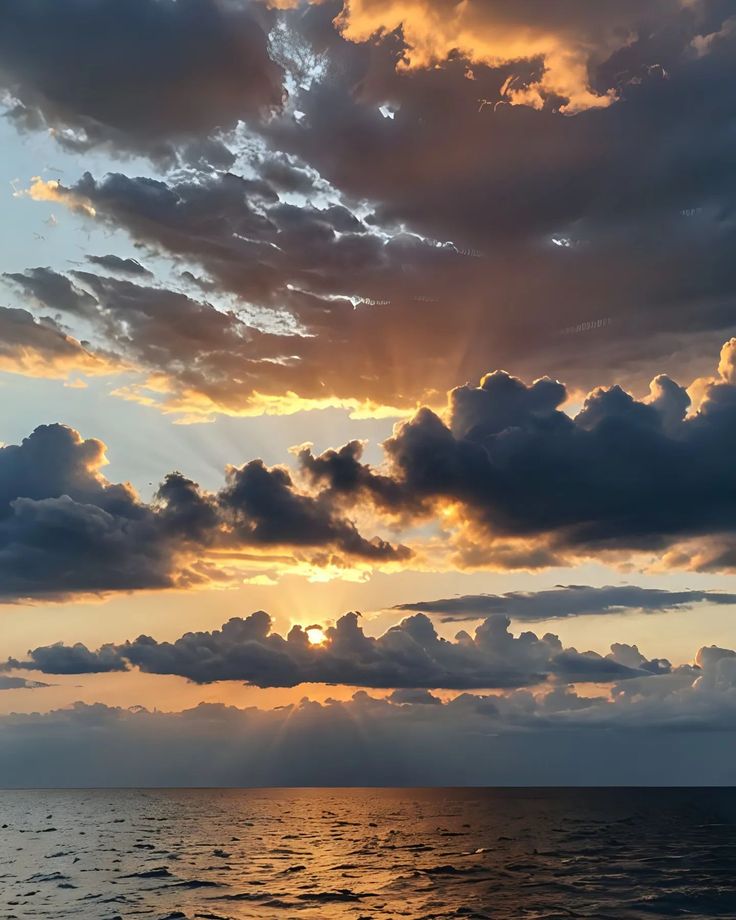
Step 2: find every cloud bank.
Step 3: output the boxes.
[1,640,735,785]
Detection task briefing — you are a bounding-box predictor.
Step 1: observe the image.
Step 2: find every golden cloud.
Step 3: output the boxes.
[15,177,97,217]
[333,0,630,113]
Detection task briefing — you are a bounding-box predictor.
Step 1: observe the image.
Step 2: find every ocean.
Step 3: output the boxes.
[1,788,735,919]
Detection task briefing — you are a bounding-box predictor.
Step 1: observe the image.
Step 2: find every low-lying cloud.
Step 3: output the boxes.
[1,640,735,785]
[5,609,670,689]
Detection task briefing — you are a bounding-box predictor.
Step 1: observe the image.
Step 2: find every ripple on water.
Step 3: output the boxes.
[1,789,736,920]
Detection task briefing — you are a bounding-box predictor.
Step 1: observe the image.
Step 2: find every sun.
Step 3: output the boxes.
[306,626,327,646]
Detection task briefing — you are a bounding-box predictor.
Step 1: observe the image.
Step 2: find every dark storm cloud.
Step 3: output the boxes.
[394,585,736,622]
[86,255,152,277]
[298,338,736,570]
[0,0,283,160]
[0,423,405,600]
[8,609,663,689]
[0,641,735,785]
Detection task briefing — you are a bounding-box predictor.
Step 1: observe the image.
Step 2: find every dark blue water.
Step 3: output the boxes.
[1,788,735,919]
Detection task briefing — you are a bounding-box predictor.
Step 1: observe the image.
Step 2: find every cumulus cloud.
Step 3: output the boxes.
[1,642,736,785]
[0,424,194,598]
[218,460,408,560]
[394,585,736,621]
[6,336,736,591]
[6,609,665,689]
[301,338,736,571]
[0,423,406,600]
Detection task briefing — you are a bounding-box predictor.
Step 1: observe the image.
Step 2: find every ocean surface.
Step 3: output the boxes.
[1,788,736,919]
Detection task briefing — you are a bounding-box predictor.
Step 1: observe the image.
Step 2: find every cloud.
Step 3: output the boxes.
[1,641,736,785]
[6,642,126,676]
[301,338,736,571]
[4,268,97,315]
[265,2,736,393]
[6,1,736,408]
[0,424,190,599]
[218,460,409,561]
[23,122,736,416]
[7,609,664,689]
[0,0,283,160]
[393,585,736,621]
[333,0,683,113]
[6,336,736,591]
[6,333,736,586]
[86,255,152,277]
[7,184,445,415]
[0,305,114,379]
[0,675,49,690]
[0,423,406,600]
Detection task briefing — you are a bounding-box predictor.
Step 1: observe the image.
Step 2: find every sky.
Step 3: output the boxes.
[1,0,736,785]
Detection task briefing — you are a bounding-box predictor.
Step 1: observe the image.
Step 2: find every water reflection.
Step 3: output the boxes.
[1,788,736,918]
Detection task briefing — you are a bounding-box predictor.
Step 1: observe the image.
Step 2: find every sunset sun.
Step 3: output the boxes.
[306,626,328,646]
